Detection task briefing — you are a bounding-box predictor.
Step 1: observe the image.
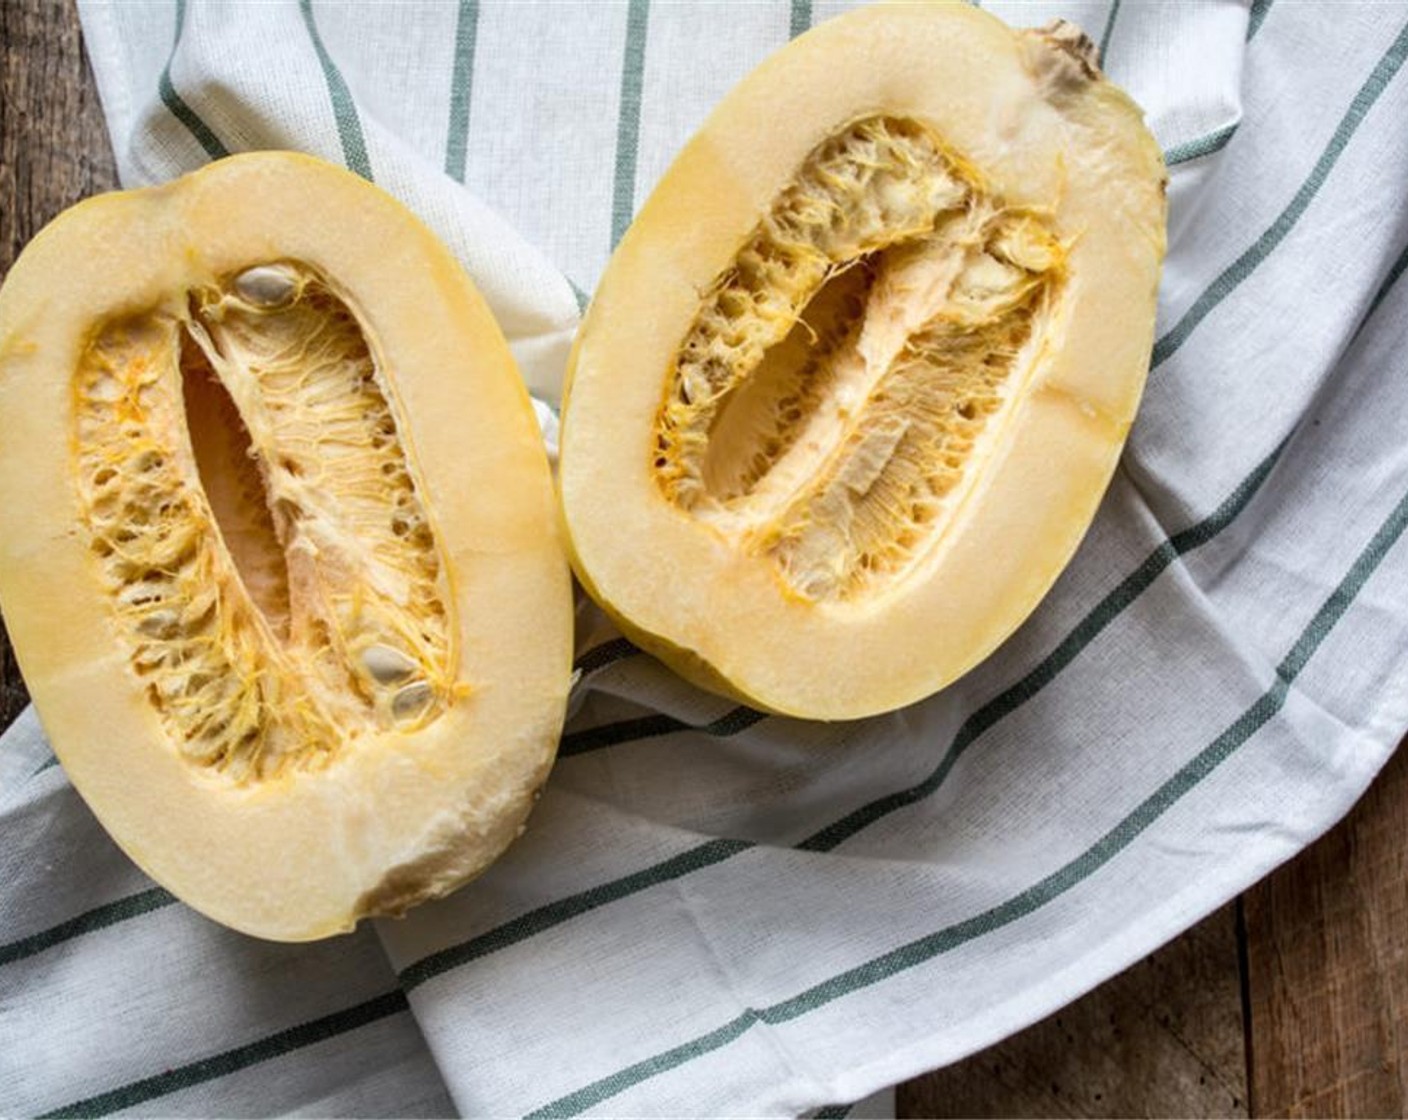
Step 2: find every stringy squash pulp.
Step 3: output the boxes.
[560,3,1167,719]
[0,154,573,940]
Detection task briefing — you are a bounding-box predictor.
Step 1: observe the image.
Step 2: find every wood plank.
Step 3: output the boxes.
[0,0,120,728]
[1243,738,1408,1118]
[897,904,1248,1118]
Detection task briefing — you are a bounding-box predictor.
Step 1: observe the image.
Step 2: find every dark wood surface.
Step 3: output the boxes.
[0,0,116,729]
[2,1,1404,1115]
[1244,744,1408,1117]
[897,903,1249,1117]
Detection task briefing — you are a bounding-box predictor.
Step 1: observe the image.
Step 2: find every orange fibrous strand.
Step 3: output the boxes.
[73,264,456,782]
[651,116,1065,602]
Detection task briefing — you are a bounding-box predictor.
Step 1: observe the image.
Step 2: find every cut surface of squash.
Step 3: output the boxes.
[560,4,1167,719]
[0,153,573,940]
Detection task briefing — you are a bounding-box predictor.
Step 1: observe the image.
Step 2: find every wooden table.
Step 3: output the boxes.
[3,2,1405,1115]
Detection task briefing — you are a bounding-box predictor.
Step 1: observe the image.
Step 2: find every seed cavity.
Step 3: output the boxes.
[73,262,456,783]
[652,116,1065,603]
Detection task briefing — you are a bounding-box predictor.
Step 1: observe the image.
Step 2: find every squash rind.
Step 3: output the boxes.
[559,3,1167,720]
[0,153,573,940]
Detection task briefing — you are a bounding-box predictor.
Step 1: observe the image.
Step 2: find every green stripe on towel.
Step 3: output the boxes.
[158,0,229,160]
[1164,122,1238,166]
[444,0,480,182]
[1247,0,1274,41]
[789,0,812,40]
[0,888,176,968]
[299,0,373,181]
[399,839,751,992]
[1364,237,1408,325]
[611,0,651,248]
[41,991,409,1119]
[1098,0,1121,68]
[1152,20,1408,369]
[559,707,764,758]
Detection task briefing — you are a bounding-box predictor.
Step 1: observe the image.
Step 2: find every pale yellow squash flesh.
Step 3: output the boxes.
[0,153,573,940]
[560,3,1167,719]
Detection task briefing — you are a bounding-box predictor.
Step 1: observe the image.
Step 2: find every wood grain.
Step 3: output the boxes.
[0,0,120,728]
[897,904,1248,1118]
[1244,739,1408,1117]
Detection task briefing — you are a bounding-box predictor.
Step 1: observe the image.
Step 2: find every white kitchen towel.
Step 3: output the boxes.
[4,0,1408,1116]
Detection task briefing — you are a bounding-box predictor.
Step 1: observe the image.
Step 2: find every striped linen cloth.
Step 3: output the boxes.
[4,0,1408,1114]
